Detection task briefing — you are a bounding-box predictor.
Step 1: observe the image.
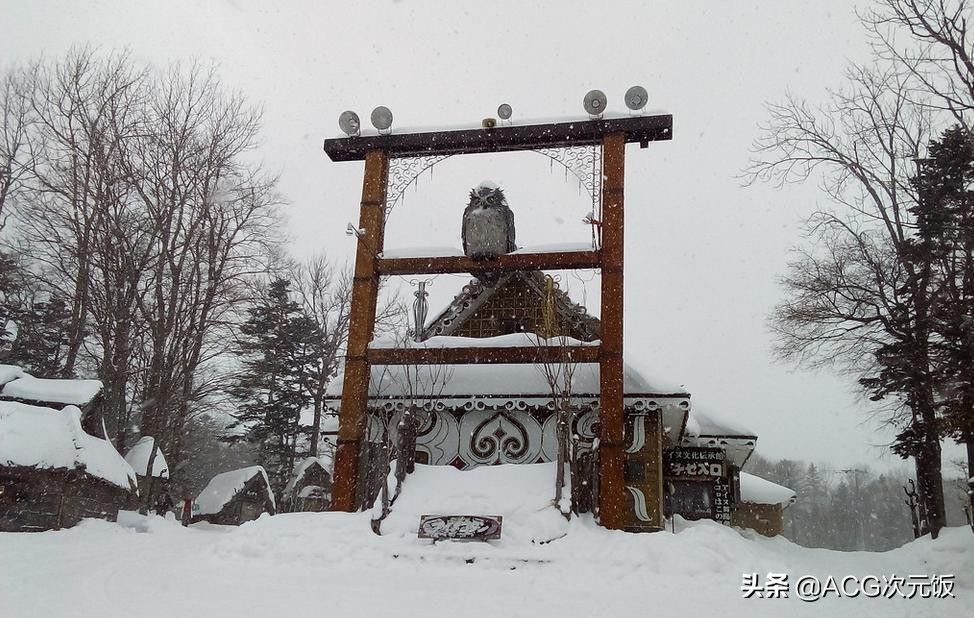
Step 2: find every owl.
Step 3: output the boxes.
[461,182,516,286]
[461,181,516,259]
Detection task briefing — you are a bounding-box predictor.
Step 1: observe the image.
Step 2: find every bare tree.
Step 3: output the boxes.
[864,0,974,128]
[291,255,402,456]
[534,274,578,513]
[745,64,948,536]
[0,66,34,230]
[123,65,281,511]
[13,47,147,378]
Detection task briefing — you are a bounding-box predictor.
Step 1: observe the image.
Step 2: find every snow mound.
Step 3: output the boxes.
[739,472,796,506]
[0,401,136,489]
[2,375,103,406]
[378,462,570,544]
[196,466,274,516]
[123,437,169,479]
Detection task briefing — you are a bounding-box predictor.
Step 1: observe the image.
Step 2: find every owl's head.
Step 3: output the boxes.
[468,181,507,209]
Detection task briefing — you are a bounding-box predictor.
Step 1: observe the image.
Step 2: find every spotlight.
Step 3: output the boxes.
[338,110,361,137]
[371,106,393,134]
[624,86,648,112]
[497,103,512,120]
[583,90,607,118]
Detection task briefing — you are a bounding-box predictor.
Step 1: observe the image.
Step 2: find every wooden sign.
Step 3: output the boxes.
[418,514,503,541]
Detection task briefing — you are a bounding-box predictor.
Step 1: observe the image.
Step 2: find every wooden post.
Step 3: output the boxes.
[599,132,627,529]
[331,149,389,511]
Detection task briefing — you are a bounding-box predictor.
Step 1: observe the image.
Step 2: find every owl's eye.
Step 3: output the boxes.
[487,196,496,205]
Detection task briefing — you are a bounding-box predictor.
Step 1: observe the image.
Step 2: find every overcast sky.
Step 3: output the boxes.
[2,0,965,475]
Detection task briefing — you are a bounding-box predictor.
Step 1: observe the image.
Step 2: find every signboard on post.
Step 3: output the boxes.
[417,514,503,541]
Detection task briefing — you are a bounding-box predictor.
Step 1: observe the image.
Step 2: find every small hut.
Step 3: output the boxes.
[0,401,137,531]
[731,472,797,537]
[282,456,332,512]
[123,437,172,514]
[192,466,276,525]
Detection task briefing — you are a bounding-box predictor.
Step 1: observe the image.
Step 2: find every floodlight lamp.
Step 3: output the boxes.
[338,110,361,137]
[583,90,607,117]
[371,106,393,133]
[624,86,648,111]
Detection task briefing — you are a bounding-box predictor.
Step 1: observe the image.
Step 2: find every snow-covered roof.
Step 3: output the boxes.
[0,364,27,387]
[195,466,275,516]
[684,406,756,438]
[1,375,103,406]
[371,332,600,350]
[283,456,332,499]
[680,406,757,468]
[0,401,136,490]
[123,437,169,479]
[739,472,796,507]
[327,352,689,439]
[330,341,687,400]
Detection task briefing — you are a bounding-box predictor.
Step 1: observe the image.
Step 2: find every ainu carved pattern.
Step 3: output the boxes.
[365,406,601,469]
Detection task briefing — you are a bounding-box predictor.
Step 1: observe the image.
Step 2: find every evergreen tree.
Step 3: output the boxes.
[911,126,974,518]
[0,251,25,354]
[6,296,71,375]
[0,252,71,373]
[226,278,323,494]
[793,463,828,547]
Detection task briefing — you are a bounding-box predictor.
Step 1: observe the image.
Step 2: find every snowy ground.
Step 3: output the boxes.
[1,510,971,618]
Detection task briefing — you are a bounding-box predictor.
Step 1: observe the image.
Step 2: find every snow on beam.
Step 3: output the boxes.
[376,250,601,275]
[367,345,601,365]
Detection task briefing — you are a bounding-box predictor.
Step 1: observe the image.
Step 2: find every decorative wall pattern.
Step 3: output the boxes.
[365,407,604,470]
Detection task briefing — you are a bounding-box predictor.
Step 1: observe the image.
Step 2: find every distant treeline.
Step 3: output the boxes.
[745,454,970,551]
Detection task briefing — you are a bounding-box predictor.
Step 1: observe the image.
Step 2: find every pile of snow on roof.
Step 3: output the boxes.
[739,472,796,506]
[331,336,687,398]
[2,375,103,406]
[124,436,169,479]
[196,466,275,516]
[0,401,136,489]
